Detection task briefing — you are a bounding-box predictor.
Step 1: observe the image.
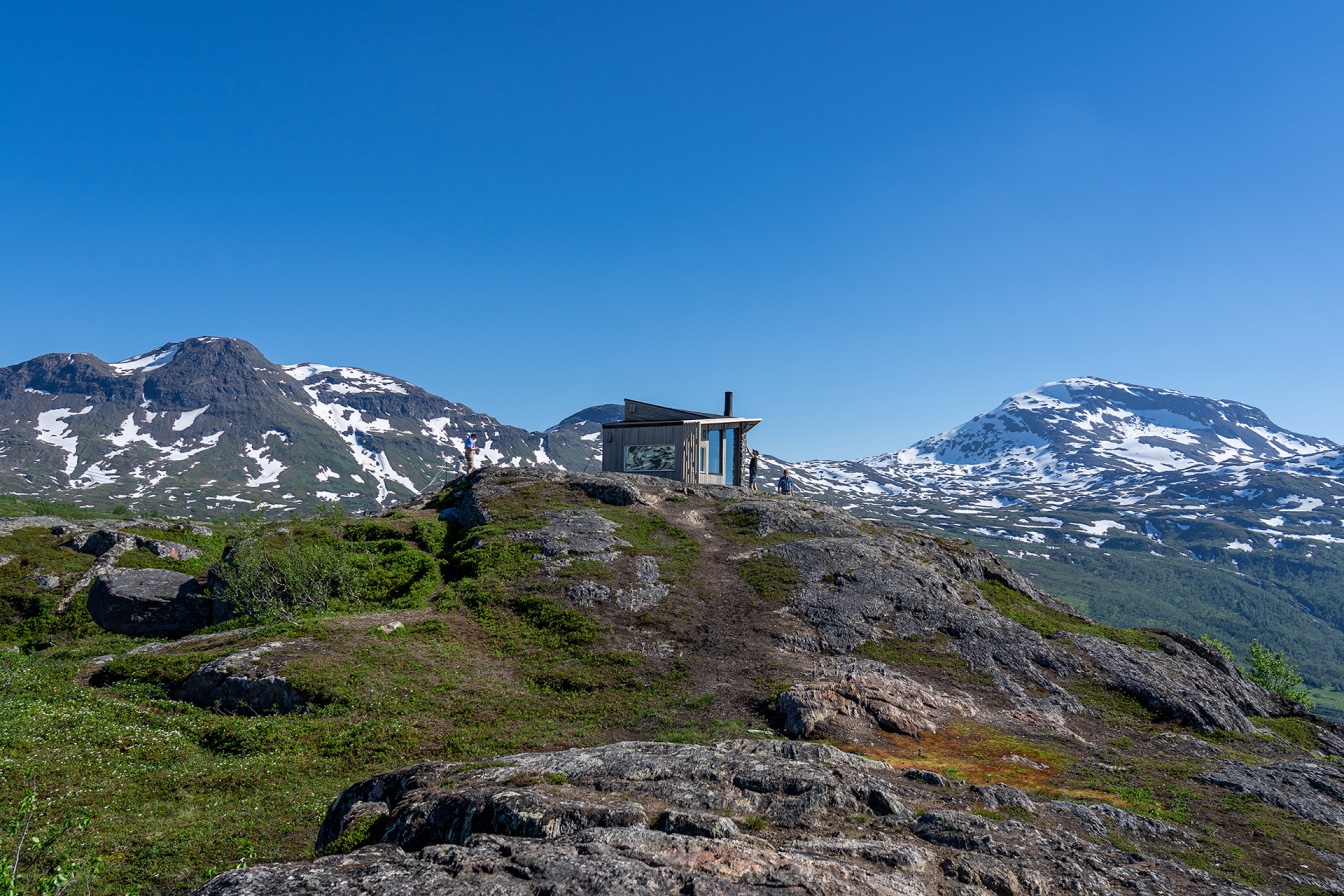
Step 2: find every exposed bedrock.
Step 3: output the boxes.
[762,526,1296,738]
[777,658,977,739]
[192,739,1263,896]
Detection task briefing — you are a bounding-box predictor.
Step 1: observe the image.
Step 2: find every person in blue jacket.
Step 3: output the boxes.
[778,470,797,495]
[463,433,478,472]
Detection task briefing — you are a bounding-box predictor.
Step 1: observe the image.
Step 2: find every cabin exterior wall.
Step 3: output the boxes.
[600,423,685,480]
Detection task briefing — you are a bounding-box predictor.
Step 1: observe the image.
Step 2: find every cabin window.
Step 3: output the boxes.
[724,427,736,486]
[707,429,722,475]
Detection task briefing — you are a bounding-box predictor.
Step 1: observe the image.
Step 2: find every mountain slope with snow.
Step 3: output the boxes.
[0,338,602,515]
[873,377,1336,480]
[765,378,1344,698]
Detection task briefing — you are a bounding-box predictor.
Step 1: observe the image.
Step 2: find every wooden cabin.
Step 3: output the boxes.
[601,393,761,486]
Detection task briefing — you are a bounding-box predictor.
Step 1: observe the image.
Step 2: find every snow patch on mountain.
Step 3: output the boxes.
[245,433,288,487]
[284,363,408,395]
[110,343,183,375]
[35,407,93,476]
[173,406,210,431]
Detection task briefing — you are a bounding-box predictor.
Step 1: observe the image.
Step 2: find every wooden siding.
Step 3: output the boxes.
[682,423,699,482]
[601,423,685,480]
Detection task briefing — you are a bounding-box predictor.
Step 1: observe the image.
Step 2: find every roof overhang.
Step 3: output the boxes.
[603,417,762,432]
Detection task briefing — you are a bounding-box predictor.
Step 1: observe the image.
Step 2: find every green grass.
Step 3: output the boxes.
[601,506,700,585]
[976,580,1164,651]
[0,495,132,520]
[737,554,802,604]
[1252,716,1322,752]
[855,632,995,687]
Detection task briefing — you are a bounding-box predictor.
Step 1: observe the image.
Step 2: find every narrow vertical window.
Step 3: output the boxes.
[724,428,736,486]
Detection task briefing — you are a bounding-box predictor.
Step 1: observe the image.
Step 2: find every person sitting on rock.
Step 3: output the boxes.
[778,470,797,495]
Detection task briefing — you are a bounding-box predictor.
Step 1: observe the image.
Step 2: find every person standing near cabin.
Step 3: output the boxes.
[463,433,478,472]
[778,470,796,495]
[748,449,761,491]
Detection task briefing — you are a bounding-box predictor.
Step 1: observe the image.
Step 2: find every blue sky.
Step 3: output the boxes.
[2,2,1342,460]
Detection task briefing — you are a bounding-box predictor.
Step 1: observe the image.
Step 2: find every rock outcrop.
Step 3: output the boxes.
[509,510,626,571]
[777,658,977,739]
[1199,760,1344,826]
[173,641,308,713]
[192,739,1261,896]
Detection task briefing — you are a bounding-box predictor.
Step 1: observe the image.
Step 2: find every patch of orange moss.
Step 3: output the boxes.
[846,721,1111,803]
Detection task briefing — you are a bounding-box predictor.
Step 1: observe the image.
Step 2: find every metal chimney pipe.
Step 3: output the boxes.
[724,391,734,417]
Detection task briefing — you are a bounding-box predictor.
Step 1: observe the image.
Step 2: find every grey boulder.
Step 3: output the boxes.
[86,568,227,638]
[70,528,135,557]
[173,641,306,713]
[136,536,202,561]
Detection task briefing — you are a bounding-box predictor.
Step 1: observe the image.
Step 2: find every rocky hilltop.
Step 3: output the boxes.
[87,466,1333,896]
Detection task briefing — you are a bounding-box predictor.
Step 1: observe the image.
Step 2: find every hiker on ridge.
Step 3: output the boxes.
[748,449,761,491]
[463,433,478,472]
[778,470,797,495]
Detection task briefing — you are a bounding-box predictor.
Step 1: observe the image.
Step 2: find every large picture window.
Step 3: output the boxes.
[707,429,722,475]
[624,444,676,472]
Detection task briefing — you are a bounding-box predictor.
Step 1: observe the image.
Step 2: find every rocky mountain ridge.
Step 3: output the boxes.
[0,337,612,516]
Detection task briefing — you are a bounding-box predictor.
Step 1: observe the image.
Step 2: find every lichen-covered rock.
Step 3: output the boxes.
[192,738,1262,896]
[315,740,911,852]
[173,641,308,713]
[777,659,977,739]
[0,516,69,537]
[1198,759,1344,825]
[1069,631,1296,734]
[731,497,864,538]
[509,510,624,566]
[193,834,932,896]
[566,580,611,606]
[135,536,202,561]
[567,473,650,507]
[970,784,1036,814]
[653,808,740,839]
[86,568,225,638]
[613,555,668,610]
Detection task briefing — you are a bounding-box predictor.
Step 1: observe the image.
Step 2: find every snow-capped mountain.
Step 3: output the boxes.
[0,337,605,515]
[873,377,1336,480]
[753,378,1344,695]
[765,378,1344,558]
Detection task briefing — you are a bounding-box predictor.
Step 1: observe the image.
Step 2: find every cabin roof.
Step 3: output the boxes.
[603,398,760,431]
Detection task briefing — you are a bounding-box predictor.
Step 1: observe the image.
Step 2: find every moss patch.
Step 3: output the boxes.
[855,632,995,688]
[737,554,802,604]
[977,580,1164,652]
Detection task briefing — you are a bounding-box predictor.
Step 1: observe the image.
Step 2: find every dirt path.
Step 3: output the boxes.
[630,495,815,723]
